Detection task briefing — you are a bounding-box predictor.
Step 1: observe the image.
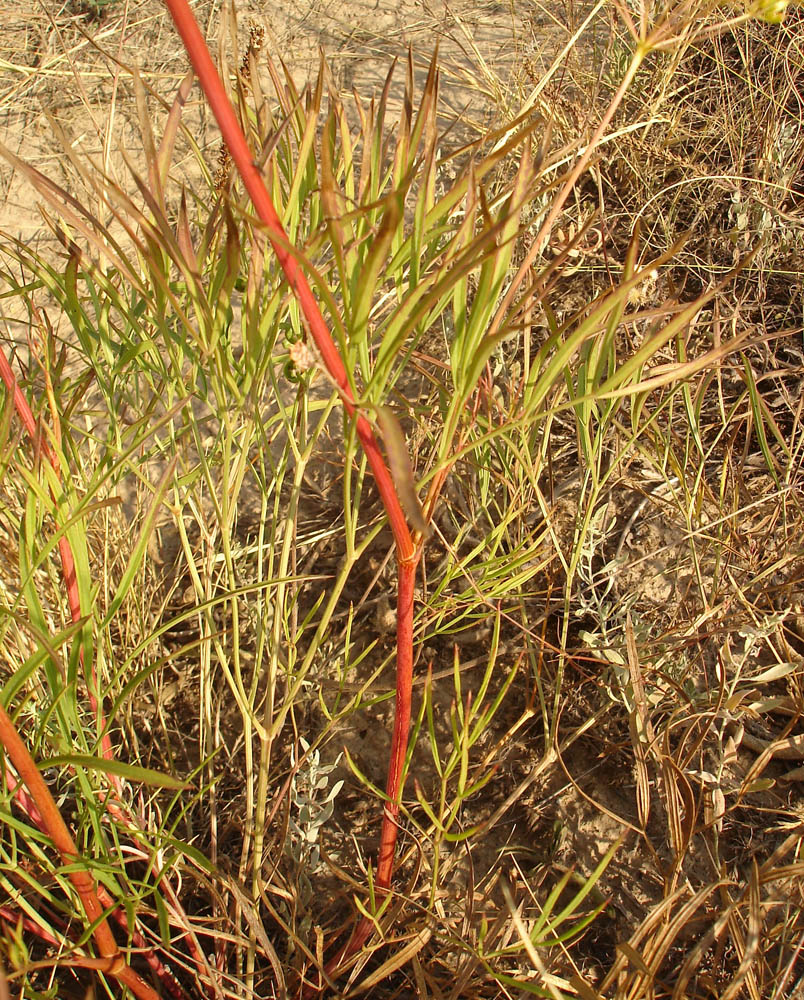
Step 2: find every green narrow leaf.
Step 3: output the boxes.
[742,354,782,485]
[41,754,187,790]
[283,62,324,235]
[350,192,403,344]
[391,51,413,191]
[153,891,171,948]
[320,108,350,290]
[0,611,81,707]
[101,456,178,628]
[551,835,621,929]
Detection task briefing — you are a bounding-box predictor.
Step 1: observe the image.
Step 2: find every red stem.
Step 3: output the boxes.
[5,767,191,1000]
[0,349,115,768]
[0,353,187,996]
[161,1,423,987]
[162,0,413,562]
[377,555,418,886]
[0,703,159,1000]
[0,906,61,947]
[315,554,420,987]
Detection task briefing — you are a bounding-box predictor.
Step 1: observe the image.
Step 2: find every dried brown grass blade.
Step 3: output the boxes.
[347,927,432,996]
[721,862,763,1000]
[375,405,428,535]
[321,109,349,262]
[660,741,695,860]
[132,69,162,209]
[157,69,194,190]
[672,900,734,1000]
[625,884,727,1000]
[599,882,726,995]
[0,140,143,290]
[625,612,654,828]
[176,187,197,272]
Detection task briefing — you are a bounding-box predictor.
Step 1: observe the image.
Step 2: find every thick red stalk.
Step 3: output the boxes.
[162,0,413,562]
[4,681,189,998]
[99,885,189,1000]
[314,554,420,988]
[377,555,418,885]
[162,3,425,988]
[0,702,159,1000]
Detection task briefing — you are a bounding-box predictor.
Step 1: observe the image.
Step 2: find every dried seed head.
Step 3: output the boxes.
[239,22,265,83]
[249,23,265,51]
[214,144,232,192]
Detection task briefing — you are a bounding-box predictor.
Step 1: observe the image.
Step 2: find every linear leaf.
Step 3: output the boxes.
[41,755,187,790]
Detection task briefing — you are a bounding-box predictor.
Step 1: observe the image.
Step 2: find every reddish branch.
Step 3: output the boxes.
[0,349,115,766]
[0,324,184,1000]
[162,0,424,985]
[4,765,191,999]
[0,702,159,1000]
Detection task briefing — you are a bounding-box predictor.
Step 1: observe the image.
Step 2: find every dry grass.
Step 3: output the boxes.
[0,1,803,998]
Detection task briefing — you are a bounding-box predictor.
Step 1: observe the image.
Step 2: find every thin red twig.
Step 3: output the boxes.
[0,348,115,768]
[0,906,61,947]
